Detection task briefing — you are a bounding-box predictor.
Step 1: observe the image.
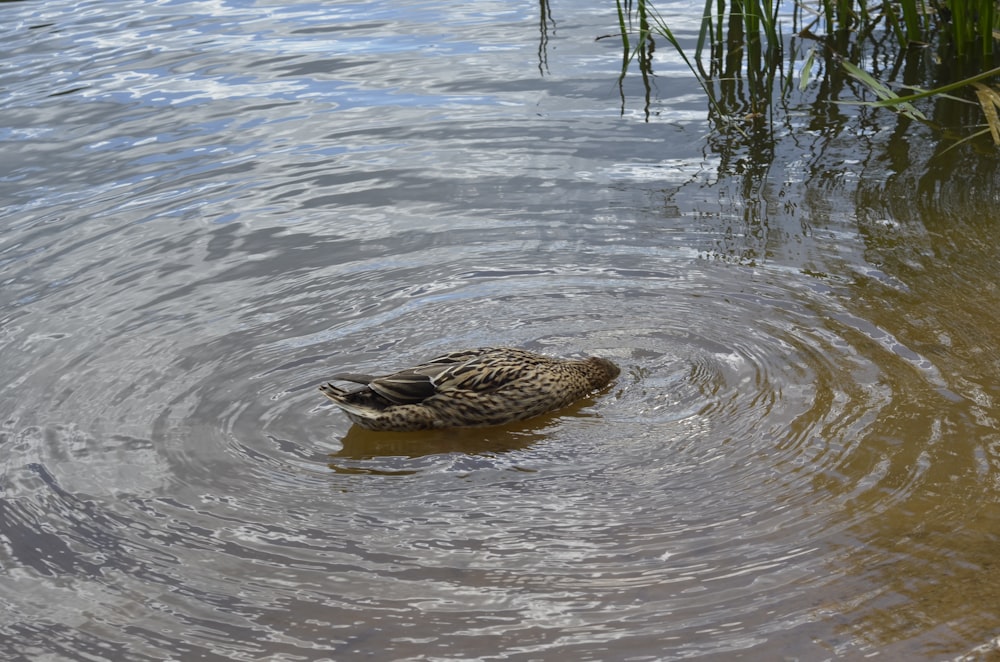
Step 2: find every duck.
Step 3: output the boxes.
[318,347,620,431]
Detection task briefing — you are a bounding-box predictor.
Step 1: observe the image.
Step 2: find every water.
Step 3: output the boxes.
[3,0,1000,659]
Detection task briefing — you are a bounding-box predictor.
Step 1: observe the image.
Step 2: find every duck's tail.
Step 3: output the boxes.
[318,382,348,400]
[319,383,382,420]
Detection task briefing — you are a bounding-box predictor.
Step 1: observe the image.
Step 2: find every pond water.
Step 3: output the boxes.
[2,0,1000,659]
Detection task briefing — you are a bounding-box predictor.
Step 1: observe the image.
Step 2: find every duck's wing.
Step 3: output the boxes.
[328,373,378,385]
[426,348,547,394]
[367,371,438,404]
[367,348,503,405]
[417,348,500,367]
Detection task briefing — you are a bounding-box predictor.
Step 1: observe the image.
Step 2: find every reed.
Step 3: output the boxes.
[614,0,1000,141]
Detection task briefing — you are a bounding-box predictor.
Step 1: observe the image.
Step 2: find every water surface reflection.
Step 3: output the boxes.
[1,0,999,660]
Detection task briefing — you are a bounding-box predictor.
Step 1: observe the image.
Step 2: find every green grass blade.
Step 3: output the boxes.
[840,60,928,120]
[615,0,632,80]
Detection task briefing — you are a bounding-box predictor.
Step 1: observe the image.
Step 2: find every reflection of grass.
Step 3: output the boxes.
[612,0,1000,142]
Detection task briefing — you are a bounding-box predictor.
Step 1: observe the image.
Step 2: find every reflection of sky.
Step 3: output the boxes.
[30,0,527,108]
[0,0,712,232]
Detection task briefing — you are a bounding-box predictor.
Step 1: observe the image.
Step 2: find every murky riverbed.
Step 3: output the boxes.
[2,0,999,659]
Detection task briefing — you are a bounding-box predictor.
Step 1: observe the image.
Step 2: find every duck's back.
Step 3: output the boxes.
[320,347,619,431]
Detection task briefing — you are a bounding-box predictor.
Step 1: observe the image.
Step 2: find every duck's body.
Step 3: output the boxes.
[319,347,620,431]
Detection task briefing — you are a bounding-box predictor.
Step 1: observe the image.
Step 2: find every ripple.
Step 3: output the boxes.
[1,0,991,658]
[3,208,942,656]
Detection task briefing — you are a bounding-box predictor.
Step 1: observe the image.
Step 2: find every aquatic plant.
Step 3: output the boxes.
[613,0,1000,142]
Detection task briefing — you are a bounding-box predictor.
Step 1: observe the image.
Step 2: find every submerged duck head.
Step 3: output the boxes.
[582,355,621,387]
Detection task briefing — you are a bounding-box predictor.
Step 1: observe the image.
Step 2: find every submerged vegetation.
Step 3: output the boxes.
[612,0,1000,143]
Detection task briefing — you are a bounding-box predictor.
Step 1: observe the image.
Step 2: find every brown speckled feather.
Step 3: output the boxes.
[319,347,620,431]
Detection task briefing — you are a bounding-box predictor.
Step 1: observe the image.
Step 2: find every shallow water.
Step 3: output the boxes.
[2,0,1000,659]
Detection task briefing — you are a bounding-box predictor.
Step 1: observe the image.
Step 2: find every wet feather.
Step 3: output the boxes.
[319,347,620,431]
